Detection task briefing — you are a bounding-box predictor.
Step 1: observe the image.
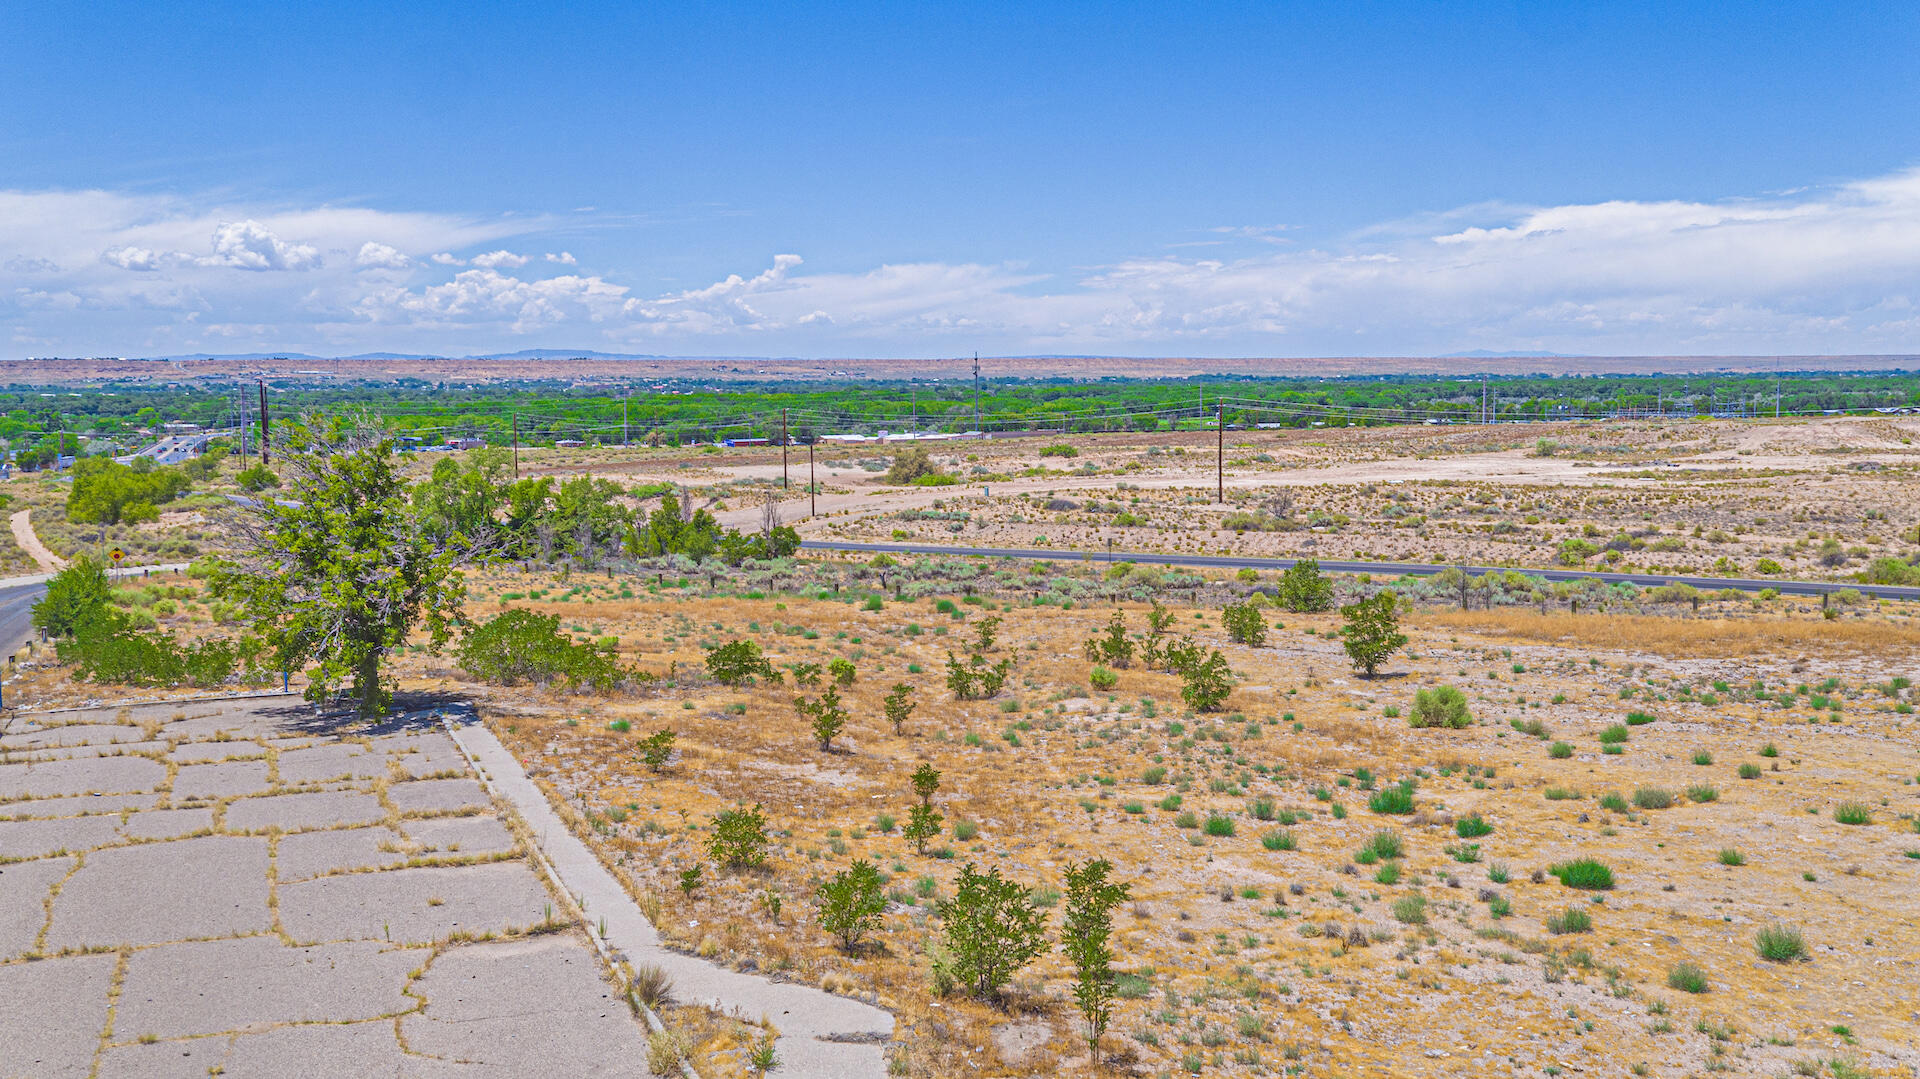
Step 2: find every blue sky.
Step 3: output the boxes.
[3,2,1919,359]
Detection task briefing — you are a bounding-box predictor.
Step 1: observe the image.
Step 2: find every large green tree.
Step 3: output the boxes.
[218,415,476,716]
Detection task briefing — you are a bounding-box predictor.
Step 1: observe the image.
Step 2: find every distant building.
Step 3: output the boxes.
[445,437,488,450]
[162,421,201,434]
[553,439,586,448]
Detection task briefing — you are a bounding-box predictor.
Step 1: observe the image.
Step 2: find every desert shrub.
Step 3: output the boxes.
[1549,741,1574,759]
[1738,763,1762,779]
[1262,829,1297,851]
[1549,857,1615,890]
[1084,609,1135,669]
[1360,830,1403,860]
[794,685,849,751]
[638,729,676,771]
[884,446,938,484]
[1687,784,1719,803]
[883,683,916,735]
[905,803,944,852]
[829,657,857,686]
[705,639,776,685]
[946,650,1012,700]
[1598,791,1630,813]
[1368,781,1416,815]
[1391,894,1427,924]
[1038,443,1079,458]
[1339,592,1406,677]
[1455,813,1493,838]
[1717,848,1745,866]
[1062,858,1131,1063]
[1833,802,1873,825]
[1088,664,1119,691]
[1755,924,1807,962]
[1598,724,1629,744]
[1667,962,1709,993]
[707,804,770,869]
[1624,710,1656,725]
[32,556,113,638]
[1633,787,1674,810]
[1202,814,1236,837]
[235,463,280,492]
[937,863,1050,998]
[1277,559,1334,612]
[1409,685,1471,729]
[67,455,190,524]
[458,609,624,689]
[1546,906,1593,934]
[816,859,888,952]
[1179,649,1234,713]
[1691,749,1713,766]
[1222,602,1266,646]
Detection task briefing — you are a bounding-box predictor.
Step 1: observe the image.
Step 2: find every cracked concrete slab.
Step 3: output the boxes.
[278,861,551,946]
[223,790,385,833]
[0,793,159,820]
[374,732,468,780]
[0,952,117,1079]
[121,807,215,841]
[45,835,271,950]
[402,934,648,1077]
[403,815,515,856]
[386,778,489,814]
[167,741,266,764]
[0,755,165,799]
[171,759,271,800]
[0,723,149,751]
[0,856,72,960]
[94,1037,232,1079]
[0,814,123,859]
[116,936,417,1038]
[276,743,389,784]
[276,826,406,881]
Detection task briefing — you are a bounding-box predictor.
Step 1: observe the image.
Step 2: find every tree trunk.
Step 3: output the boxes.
[356,650,383,717]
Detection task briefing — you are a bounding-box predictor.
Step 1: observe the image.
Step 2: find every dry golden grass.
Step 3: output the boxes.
[1423,608,1920,656]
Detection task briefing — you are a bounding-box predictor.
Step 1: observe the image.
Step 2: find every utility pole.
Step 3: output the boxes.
[512,414,520,479]
[238,385,250,460]
[781,407,789,489]
[1216,403,1224,503]
[972,353,981,435]
[623,391,629,448]
[256,380,271,465]
[809,437,817,517]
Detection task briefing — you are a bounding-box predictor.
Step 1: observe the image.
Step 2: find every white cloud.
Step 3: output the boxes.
[199,220,321,271]
[13,168,1920,355]
[470,249,528,269]
[355,241,412,271]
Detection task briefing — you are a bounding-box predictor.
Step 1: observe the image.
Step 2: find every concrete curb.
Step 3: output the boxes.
[441,706,895,1079]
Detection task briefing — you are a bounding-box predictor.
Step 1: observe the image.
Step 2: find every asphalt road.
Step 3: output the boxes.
[801,540,1920,602]
[0,579,45,658]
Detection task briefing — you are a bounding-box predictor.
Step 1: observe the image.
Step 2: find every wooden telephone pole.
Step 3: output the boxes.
[1216,403,1224,503]
[256,380,271,465]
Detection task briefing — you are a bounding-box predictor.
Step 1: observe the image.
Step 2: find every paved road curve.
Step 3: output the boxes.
[801,540,1920,602]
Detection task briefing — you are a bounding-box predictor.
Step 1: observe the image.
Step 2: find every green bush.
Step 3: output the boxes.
[1178,649,1234,713]
[458,609,625,690]
[1088,664,1119,691]
[1549,857,1615,890]
[1633,786,1675,810]
[706,639,776,685]
[1409,685,1471,729]
[1833,802,1872,825]
[1261,829,1297,851]
[1455,813,1493,838]
[1360,830,1403,860]
[1667,962,1710,993]
[936,863,1051,998]
[707,804,770,869]
[1549,741,1574,759]
[1598,724,1630,744]
[1367,781,1415,815]
[1338,591,1406,677]
[67,456,189,525]
[1277,559,1334,613]
[1202,814,1236,837]
[32,556,113,638]
[1222,602,1266,646]
[816,859,888,952]
[1755,923,1807,962]
[1546,906,1593,934]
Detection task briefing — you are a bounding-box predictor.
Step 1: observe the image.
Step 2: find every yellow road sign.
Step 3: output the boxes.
[109,547,125,563]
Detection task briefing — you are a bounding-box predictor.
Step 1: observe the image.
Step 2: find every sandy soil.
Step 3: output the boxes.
[10,508,67,571]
